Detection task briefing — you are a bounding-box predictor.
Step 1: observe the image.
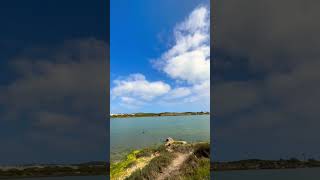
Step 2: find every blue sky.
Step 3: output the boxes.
[111,0,210,113]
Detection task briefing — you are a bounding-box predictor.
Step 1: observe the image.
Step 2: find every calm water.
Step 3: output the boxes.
[213,168,320,179]
[110,115,210,161]
[11,176,107,180]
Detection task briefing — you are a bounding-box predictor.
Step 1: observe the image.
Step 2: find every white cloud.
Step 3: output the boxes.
[118,96,146,110]
[162,79,210,110]
[155,6,210,85]
[112,6,210,112]
[164,87,192,100]
[156,6,210,109]
[183,80,210,103]
[111,73,171,102]
[163,47,210,84]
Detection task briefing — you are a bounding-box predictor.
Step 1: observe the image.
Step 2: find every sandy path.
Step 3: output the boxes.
[156,152,191,180]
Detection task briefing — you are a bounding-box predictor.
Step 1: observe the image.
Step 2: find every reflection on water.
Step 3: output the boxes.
[110,115,210,161]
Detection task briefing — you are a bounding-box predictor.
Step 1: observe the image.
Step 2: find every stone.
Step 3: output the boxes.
[165,137,174,146]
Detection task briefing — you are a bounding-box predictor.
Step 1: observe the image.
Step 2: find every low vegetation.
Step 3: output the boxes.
[0,162,107,179]
[110,146,168,180]
[212,158,320,171]
[169,143,210,180]
[110,150,141,179]
[111,140,210,180]
[126,151,176,180]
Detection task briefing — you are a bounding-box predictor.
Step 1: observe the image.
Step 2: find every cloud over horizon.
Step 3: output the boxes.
[214,0,320,161]
[111,5,210,113]
[0,38,108,164]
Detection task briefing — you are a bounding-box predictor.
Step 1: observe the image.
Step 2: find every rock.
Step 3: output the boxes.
[165,137,174,142]
[178,141,187,144]
[165,137,174,146]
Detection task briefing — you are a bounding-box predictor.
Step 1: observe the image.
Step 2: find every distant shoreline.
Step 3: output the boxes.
[0,162,108,179]
[0,174,106,179]
[110,112,210,118]
[211,159,320,171]
[2,158,320,178]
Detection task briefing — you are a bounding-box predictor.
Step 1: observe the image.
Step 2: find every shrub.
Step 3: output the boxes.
[126,152,175,180]
[193,143,210,158]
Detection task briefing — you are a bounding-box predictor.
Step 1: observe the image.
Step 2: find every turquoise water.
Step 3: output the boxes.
[110,115,210,161]
[213,168,320,179]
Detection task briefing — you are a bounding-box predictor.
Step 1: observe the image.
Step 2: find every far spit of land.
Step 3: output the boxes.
[110,112,210,118]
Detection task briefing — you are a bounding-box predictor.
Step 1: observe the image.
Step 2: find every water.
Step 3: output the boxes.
[213,168,320,179]
[110,115,210,161]
[10,176,107,180]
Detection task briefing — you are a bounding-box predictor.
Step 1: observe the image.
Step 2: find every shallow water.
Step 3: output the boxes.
[213,168,320,180]
[110,115,210,161]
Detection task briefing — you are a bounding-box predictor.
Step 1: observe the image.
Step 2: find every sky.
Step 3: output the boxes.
[213,0,320,161]
[110,0,210,113]
[0,0,107,164]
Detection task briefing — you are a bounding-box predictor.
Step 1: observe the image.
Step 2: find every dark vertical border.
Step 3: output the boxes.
[210,0,215,177]
[106,0,111,175]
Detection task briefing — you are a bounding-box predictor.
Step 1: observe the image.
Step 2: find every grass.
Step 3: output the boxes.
[126,151,175,180]
[170,143,193,154]
[135,147,157,159]
[193,142,210,158]
[168,142,210,180]
[176,157,210,180]
[111,145,168,179]
[110,150,140,179]
[113,142,210,180]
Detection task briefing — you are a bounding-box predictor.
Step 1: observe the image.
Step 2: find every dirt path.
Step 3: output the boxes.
[156,152,191,180]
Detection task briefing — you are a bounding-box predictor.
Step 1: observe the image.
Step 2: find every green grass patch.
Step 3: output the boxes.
[113,142,210,180]
[135,147,156,158]
[168,155,210,180]
[168,142,210,180]
[110,150,140,179]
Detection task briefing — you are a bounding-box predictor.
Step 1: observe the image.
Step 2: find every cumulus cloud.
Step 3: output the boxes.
[164,87,192,100]
[0,38,108,163]
[111,73,171,108]
[155,6,210,85]
[112,5,210,112]
[158,6,210,107]
[161,6,210,109]
[213,0,320,160]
